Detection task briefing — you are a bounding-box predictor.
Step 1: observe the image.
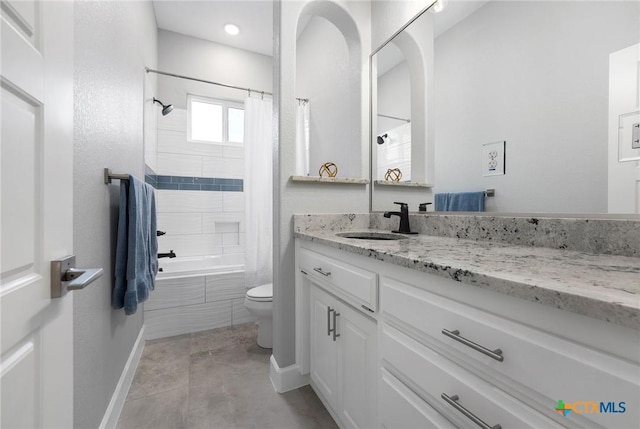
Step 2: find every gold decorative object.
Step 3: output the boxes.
[319,162,338,178]
[385,168,403,182]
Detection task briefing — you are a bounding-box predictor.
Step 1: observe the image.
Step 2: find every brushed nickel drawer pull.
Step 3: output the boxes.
[441,393,502,429]
[361,304,374,313]
[327,307,334,336]
[442,329,504,362]
[313,267,331,277]
[332,310,340,341]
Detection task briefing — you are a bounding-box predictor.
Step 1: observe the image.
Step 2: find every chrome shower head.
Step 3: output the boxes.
[162,104,174,116]
[153,97,174,116]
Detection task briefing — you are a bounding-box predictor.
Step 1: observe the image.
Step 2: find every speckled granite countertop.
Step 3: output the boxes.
[295,229,640,330]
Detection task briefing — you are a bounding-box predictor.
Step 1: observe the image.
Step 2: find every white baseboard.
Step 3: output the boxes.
[99,325,146,429]
[269,355,309,393]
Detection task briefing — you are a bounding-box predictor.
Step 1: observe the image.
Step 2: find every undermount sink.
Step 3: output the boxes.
[336,231,407,241]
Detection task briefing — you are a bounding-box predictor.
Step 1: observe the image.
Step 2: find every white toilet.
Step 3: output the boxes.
[244,283,273,348]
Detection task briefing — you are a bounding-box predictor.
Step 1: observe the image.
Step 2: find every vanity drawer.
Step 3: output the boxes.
[299,248,377,311]
[381,276,640,426]
[381,324,564,429]
[380,368,456,429]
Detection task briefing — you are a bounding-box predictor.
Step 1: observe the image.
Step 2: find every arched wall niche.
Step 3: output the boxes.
[385,28,430,183]
[295,0,364,178]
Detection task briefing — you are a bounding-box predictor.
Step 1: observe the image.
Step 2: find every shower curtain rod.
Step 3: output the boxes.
[145,67,309,102]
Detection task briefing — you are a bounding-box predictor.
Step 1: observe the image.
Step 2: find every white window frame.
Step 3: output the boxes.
[187,94,244,145]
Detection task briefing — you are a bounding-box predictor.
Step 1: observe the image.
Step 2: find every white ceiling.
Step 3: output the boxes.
[376,1,489,77]
[153,0,274,56]
[434,0,489,37]
[152,0,489,59]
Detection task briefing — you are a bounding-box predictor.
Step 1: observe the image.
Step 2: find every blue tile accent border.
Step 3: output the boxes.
[144,164,158,188]
[146,173,243,192]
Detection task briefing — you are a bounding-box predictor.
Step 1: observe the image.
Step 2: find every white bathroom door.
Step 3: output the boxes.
[608,43,640,213]
[1,1,75,428]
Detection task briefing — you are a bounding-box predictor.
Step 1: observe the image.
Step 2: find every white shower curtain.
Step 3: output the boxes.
[244,96,273,288]
[295,101,310,176]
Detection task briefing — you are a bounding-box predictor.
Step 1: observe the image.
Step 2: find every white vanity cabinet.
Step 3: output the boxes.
[309,284,340,410]
[297,241,378,429]
[379,274,640,429]
[309,284,378,429]
[295,238,640,429]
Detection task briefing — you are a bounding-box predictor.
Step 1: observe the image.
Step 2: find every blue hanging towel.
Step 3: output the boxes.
[448,191,485,211]
[434,193,450,211]
[113,175,158,314]
[435,192,485,212]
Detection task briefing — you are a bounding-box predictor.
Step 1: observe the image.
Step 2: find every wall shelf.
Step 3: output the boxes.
[290,176,370,185]
[374,180,433,188]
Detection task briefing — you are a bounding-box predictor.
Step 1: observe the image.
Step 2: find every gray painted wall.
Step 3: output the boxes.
[434,1,640,213]
[273,0,371,369]
[372,0,640,214]
[371,0,429,49]
[73,1,158,427]
[157,29,273,109]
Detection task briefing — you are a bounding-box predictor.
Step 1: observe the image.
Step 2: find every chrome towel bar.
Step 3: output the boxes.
[104,168,129,184]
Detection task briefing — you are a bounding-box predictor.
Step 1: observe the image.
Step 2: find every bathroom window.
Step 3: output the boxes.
[187,95,244,144]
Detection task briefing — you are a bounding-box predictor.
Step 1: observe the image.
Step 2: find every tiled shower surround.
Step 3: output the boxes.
[151,108,245,258]
[142,108,250,339]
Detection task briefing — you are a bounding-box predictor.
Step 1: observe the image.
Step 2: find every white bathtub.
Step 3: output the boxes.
[157,254,244,280]
[146,254,251,340]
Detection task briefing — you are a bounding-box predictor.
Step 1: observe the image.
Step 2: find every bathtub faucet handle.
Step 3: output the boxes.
[156,230,166,236]
[158,250,176,259]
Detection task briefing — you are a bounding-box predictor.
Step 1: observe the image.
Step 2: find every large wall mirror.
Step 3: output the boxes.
[370,0,640,214]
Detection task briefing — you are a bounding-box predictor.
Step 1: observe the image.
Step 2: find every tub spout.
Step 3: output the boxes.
[158,250,176,259]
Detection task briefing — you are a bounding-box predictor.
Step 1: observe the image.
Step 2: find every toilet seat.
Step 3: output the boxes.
[246,283,272,302]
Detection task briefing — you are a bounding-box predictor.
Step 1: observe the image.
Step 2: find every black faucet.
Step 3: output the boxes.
[418,202,433,212]
[158,250,176,259]
[383,202,417,234]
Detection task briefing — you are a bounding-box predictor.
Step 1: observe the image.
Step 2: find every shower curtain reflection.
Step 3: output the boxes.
[295,100,310,176]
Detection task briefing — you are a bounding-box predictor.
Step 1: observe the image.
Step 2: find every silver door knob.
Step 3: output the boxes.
[51,255,103,298]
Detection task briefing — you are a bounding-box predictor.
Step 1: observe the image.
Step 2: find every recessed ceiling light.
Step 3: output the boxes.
[432,0,448,13]
[224,24,240,36]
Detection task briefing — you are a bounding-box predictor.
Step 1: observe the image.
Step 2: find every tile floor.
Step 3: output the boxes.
[116,322,338,429]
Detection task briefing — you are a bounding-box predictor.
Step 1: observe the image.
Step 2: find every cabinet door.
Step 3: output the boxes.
[310,284,339,410]
[338,302,378,429]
